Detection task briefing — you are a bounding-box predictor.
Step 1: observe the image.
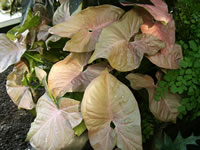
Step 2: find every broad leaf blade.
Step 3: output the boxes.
[81,70,142,150]
[126,73,181,122]
[48,53,90,98]
[89,9,144,72]
[0,34,26,73]
[6,61,35,110]
[49,5,124,52]
[26,93,82,150]
[141,15,183,69]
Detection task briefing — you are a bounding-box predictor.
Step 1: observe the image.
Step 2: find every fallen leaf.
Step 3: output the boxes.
[82,70,142,150]
[49,5,124,52]
[26,93,82,150]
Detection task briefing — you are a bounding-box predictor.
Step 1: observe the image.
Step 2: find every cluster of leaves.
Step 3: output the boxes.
[155,132,200,150]
[0,0,186,149]
[155,0,200,120]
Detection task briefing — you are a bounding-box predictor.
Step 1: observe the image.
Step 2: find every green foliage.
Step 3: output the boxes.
[73,121,87,136]
[155,132,200,150]
[155,0,200,120]
[7,9,40,41]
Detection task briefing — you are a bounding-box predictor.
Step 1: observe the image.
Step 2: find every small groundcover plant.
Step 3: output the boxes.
[0,0,189,149]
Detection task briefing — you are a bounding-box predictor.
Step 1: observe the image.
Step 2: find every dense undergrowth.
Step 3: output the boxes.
[0,0,200,150]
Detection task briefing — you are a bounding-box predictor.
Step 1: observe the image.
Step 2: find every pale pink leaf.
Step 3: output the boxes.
[37,24,51,41]
[89,9,143,72]
[26,93,82,150]
[81,70,142,150]
[126,73,181,122]
[90,9,164,72]
[132,33,165,56]
[48,53,91,98]
[137,0,172,24]
[141,17,183,69]
[0,34,26,73]
[49,5,124,52]
[53,0,70,25]
[6,61,35,110]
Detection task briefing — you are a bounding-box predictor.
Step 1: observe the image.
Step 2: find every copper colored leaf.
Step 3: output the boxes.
[0,34,26,73]
[6,61,35,110]
[141,16,183,69]
[26,93,82,150]
[126,73,181,122]
[89,9,143,72]
[48,52,109,98]
[90,9,164,72]
[81,70,142,150]
[49,5,124,52]
[137,0,172,24]
[48,53,90,98]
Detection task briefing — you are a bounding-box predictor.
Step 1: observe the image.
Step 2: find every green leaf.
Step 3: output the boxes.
[170,84,178,93]
[64,92,84,101]
[73,121,87,136]
[178,106,185,112]
[7,9,40,41]
[189,40,198,51]
[155,132,200,150]
[174,132,200,150]
[185,69,192,74]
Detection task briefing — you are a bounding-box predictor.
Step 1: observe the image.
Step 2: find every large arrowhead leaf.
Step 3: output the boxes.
[126,73,181,122]
[26,93,82,150]
[141,13,183,69]
[49,5,124,52]
[81,70,142,150]
[6,61,35,110]
[0,34,27,73]
[48,52,109,98]
[89,9,164,72]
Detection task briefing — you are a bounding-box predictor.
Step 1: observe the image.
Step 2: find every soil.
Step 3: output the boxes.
[0,67,33,150]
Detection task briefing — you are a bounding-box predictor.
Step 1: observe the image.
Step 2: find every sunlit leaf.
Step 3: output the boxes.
[90,9,164,72]
[48,53,90,98]
[141,15,183,69]
[81,70,142,150]
[126,73,181,122]
[6,61,35,110]
[0,33,27,73]
[49,5,124,52]
[26,93,82,150]
[48,53,109,98]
